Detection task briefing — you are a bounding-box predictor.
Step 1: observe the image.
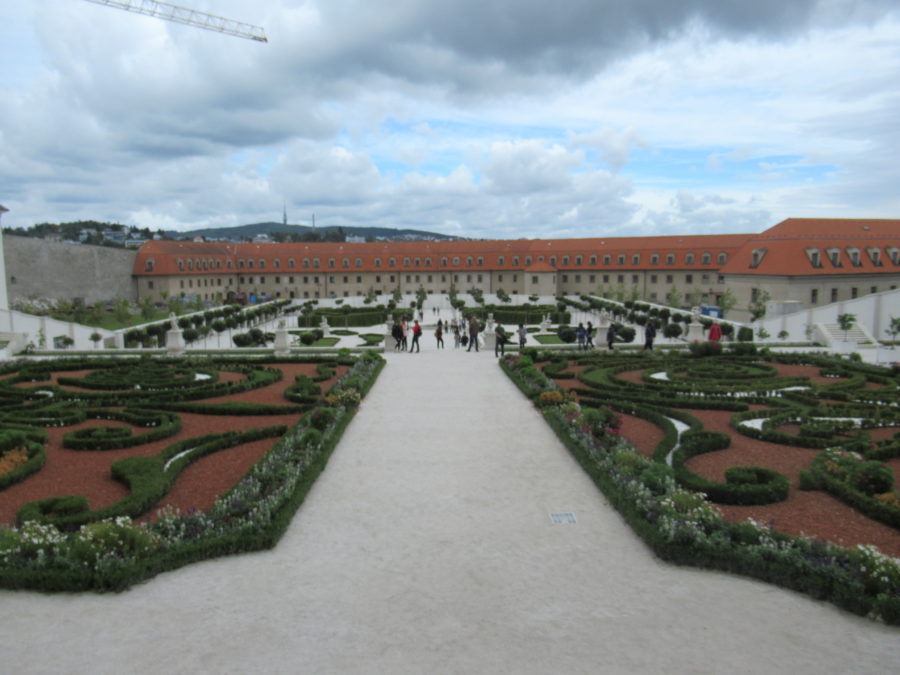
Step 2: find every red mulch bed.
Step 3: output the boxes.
[575,361,900,557]
[0,363,343,526]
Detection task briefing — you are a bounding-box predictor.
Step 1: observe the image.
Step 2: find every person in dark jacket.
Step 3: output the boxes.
[606,323,617,351]
[644,321,656,351]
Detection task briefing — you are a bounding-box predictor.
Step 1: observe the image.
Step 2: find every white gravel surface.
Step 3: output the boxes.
[1,346,898,674]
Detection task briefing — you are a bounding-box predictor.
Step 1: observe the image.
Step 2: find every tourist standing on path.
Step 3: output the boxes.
[586,321,595,349]
[392,321,403,350]
[401,318,409,351]
[495,324,507,357]
[435,320,444,349]
[708,322,723,343]
[644,321,656,351]
[517,323,527,349]
[576,323,587,351]
[410,320,422,352]
[453,321,461,348]
[467,315,480,352]
[606,323,617,351]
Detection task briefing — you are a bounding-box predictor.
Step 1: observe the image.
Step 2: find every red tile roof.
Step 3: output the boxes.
[133,219,900,278]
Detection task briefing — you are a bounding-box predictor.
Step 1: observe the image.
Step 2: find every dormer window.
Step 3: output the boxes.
[403,257,411,267]
[750,248,767,269]
[717,253,727,265]
[425,257,432,267]
[273,259,281,269]
[356,257,363,268]
[145,259,155,272]
[666,253,675,265]
[453,256,460,266]
[603,255,611,265]
[525,256,532,266]
[575,255,583,265]
[328,258,336,269]
[549,256,557,266]
[374,257,382,268]
[650,254,659,265]
[497,256,505,266]
[846,247,861,267]
[589,255,597,265]
[631,254,640,265]
[685,253,695,265]
[701,253,711,265]
[886,247,899,265]
[826,247,842,268]
[617,254,625,265]
[806,248,823,268]
[867,247,884,267]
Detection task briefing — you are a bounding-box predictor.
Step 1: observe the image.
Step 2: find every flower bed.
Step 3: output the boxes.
[0,352,384,592]
[502,349,900,624]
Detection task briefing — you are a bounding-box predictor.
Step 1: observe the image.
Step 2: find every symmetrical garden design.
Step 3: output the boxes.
[0,353,383,591]
[502,347,900,624]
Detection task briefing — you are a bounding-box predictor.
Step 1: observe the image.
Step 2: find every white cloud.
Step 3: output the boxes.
[0,1,898,236]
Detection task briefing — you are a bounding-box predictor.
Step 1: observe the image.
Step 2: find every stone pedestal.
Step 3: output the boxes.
[384,317,394,351]
[166,327,185,354]
[539,314,552,332]
[274,326,290,356]
[319,318,330,337]
[686,323,705,341]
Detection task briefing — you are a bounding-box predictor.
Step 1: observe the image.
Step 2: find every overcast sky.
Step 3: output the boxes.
[1,0,899,238]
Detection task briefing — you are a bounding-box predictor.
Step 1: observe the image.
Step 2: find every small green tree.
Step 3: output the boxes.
[717,288,737,319]
[837,313,856,341]
[90,331,103,349]
[748,288,771,321]
[885,316,900,347]
[777,330,789,341]
[665,286,682,308]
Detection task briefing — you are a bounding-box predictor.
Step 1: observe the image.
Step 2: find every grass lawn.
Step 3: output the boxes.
[533,334,566,344]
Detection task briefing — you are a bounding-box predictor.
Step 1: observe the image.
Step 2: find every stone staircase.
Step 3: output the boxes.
[815,322,879,352]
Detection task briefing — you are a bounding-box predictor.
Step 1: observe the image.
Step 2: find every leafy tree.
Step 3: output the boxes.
[748,288,771,321]
[885,316,900,346]
[665,286,682,308]
[837,313,856,341]
[717,288,737,318]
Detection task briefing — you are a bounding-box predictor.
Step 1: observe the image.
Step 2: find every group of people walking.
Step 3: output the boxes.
[390,315,528,356]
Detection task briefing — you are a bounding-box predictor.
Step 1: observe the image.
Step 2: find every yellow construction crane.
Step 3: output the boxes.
[81,0,268,43]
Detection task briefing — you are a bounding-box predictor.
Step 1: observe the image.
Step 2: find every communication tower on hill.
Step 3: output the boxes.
[80,0,268,43]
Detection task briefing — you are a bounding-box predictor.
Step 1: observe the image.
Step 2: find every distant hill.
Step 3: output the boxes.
[162,222,458,242]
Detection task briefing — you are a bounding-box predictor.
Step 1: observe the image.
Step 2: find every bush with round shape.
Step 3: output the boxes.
[850,461,894,496]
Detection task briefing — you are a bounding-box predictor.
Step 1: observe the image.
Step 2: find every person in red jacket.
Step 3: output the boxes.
[708,322,723,342]
[410,320,422,352]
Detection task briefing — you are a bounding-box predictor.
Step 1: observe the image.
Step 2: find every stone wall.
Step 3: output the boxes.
[3,235,138,305]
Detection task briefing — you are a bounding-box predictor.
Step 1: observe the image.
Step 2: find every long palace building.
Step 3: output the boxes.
[133,218,900,321]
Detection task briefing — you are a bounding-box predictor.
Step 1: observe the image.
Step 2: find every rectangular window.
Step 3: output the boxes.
[562,274,568,283]
[851,287,858,299]
[811,289,818,304]
[532,276,538,284]
[650,274,657,284]
[575,274,581,283]
[831,288,838,302]
[686,274,693,284]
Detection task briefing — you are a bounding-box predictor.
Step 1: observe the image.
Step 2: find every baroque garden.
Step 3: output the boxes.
[0,291,898,626]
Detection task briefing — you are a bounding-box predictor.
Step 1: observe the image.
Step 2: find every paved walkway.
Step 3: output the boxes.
[2,348,899,674]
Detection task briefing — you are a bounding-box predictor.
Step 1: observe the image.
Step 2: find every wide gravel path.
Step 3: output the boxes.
[1,346,898,674]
